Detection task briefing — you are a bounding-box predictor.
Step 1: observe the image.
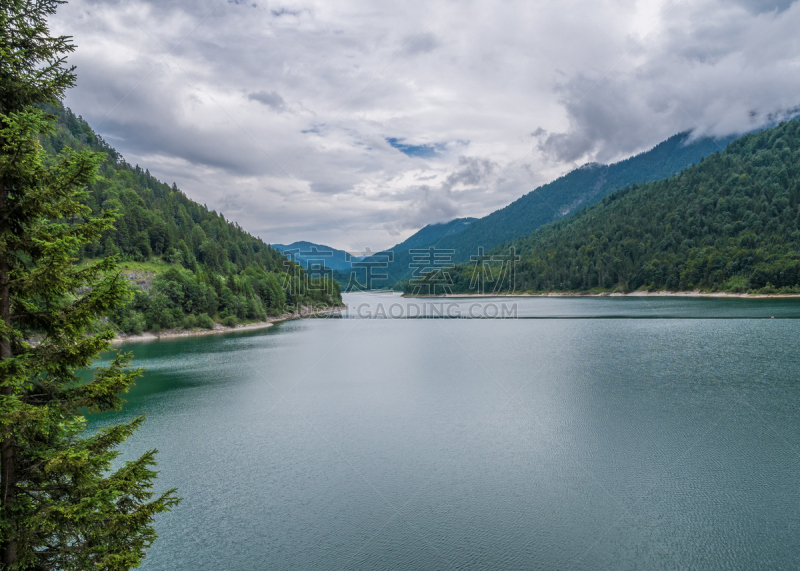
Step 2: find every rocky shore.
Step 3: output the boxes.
[111,304,347,344]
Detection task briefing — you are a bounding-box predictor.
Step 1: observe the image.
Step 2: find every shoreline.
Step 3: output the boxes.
[111,305,347,344]
[402,291,800,299]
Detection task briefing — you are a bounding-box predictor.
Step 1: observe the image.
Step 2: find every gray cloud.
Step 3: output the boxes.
[52,0,800,250]
[539,0,800,163]
[403,32,440,55]
[384,155,501,234]
[248,90,286,112]
[443,156,497,190]
[271,7,304,18]
[734,0,796,13]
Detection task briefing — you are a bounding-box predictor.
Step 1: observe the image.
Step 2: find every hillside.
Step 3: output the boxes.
[315,217,476,288]
[391,217,477,250]
[41,104,341,333]
[273,241,362,273]
[358,131,739,289]
[415,119,800,295]
[433,131,740,262]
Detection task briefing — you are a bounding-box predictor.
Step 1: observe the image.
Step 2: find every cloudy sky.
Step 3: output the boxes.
[52,0,800,251]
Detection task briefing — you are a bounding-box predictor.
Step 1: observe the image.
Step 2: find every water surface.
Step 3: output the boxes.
[90,293,800,570]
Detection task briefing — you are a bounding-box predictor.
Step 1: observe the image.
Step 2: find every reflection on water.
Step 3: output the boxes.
[89,293,800,570]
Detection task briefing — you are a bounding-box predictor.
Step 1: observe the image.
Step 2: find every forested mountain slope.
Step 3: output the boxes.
[412,131,738,261]
[391,217,477,251]
[274,218,476,285]
[273,241,361,273]
[423,119,800,294]
[360,131,738,289]
[42,104,341,333]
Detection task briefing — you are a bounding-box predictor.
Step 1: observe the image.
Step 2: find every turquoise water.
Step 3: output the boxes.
[89,293,800,570]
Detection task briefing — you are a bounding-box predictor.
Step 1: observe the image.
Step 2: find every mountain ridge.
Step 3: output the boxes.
[353,130,741,289]
[40,103,341,334]
[412,118,800,295]
[272,241,361,273]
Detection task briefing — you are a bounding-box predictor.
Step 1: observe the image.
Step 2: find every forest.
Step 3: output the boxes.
[365,129,740,289]
[407,118,800,295]
[40,104,341,333]
[414,130,740,264]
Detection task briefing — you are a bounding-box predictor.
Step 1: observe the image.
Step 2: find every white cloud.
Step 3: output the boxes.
[51,0,800,250]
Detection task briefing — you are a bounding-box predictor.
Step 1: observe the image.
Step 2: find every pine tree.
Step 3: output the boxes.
[1,2,179,569]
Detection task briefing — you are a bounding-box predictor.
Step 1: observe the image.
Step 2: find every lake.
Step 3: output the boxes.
[89,292,800,570]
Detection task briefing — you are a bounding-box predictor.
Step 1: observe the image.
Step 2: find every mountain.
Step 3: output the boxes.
[390,217,477,250]
[295,218,477,287]
[354,131,740,289]
[273,241,362,273]
[273,218,476,278]
[40,104,341,333]
[416,118,800,294]
[414,131,740,261]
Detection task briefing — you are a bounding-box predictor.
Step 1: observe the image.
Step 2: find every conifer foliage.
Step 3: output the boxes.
[418,118,800,295]
[0,2,179,569]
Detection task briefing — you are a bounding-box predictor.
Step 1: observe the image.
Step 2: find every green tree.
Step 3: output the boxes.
[419,118,800,295]
[0,2,179,569]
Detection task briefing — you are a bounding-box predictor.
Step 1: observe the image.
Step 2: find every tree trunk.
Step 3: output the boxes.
[0,180,16,569]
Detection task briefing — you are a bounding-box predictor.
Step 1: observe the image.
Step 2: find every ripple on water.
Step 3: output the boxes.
[92,295,800,570]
